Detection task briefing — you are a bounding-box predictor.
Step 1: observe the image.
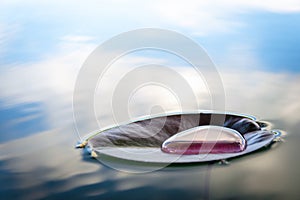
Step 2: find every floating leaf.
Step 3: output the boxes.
[80,112,277,163]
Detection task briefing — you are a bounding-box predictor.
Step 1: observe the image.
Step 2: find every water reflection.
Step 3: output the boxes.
[0,65,298,199]
[0,125,212,199]
[0,101,47,143]
[0,8,300,199]
[0,47,299,199]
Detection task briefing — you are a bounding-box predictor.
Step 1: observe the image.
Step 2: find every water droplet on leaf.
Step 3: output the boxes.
[161,126,246,155]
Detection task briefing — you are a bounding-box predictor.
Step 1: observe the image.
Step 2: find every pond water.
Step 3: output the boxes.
[1,2,300,199]
[0,65,299,199]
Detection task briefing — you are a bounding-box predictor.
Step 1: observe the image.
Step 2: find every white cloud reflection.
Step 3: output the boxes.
[60,35,95,43]
[0,39,299,133]
[155,0,300,35]
[1,0,299,38]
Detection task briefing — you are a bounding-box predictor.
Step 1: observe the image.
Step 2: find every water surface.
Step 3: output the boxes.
[1,1,300,199]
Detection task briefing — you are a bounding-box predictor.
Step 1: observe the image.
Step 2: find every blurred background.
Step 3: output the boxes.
[0,1,300,199]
